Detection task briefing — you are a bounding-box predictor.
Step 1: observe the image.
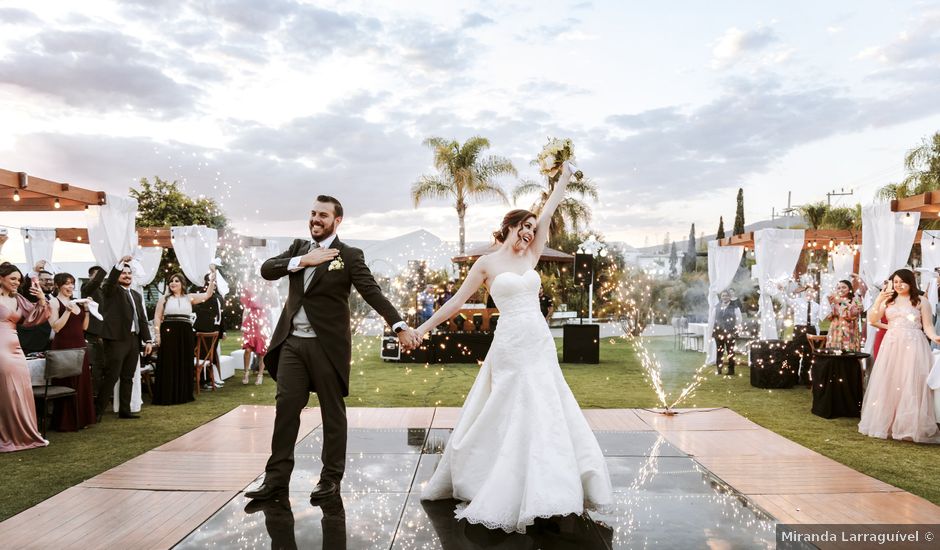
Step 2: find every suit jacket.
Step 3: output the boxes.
[99,266,152,343]
[81,269,106,337]
[262,237,403,393]
[193,291,226,338]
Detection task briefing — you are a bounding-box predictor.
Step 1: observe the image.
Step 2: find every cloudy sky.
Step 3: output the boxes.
[2,0,939,261]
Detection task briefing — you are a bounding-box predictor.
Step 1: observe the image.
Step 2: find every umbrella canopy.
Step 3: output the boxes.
[452,243,574,264]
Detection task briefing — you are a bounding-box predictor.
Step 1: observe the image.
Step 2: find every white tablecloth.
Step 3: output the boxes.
[28,354,142,413]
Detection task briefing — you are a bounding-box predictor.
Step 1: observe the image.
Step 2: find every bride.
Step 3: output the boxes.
[416,162,613,533]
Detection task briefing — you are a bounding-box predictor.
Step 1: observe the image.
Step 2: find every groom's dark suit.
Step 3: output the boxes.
[261,236,404,487]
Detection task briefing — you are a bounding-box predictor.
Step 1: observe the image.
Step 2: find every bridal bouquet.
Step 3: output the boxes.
[536,138,584,181]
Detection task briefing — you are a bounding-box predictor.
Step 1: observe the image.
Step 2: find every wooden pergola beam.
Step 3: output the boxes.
[0,169,106,208]
[891,191,940,214]
[717,229,925,249]
[1,197,89,211]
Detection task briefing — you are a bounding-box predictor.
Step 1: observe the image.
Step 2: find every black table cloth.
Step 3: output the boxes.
[810,352,869,419]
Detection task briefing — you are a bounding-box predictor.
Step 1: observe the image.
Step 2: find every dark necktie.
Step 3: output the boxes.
[126,288,139,334]
[304,241,320,290]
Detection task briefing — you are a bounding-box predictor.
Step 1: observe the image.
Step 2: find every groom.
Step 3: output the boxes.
[247,195,418,501]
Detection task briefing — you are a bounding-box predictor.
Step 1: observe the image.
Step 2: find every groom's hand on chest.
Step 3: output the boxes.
[299,247,340,268]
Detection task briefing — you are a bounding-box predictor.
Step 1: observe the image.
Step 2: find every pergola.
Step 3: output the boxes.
[4,168,265,248]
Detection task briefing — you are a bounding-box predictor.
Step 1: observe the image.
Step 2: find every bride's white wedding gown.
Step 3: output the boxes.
[421,269,613,533]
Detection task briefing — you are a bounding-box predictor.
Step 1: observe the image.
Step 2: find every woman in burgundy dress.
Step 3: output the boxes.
[49,272,96,431]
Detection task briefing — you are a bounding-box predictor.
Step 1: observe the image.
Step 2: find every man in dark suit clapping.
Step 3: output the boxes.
[94,255,153,420]
[246,195,418,502]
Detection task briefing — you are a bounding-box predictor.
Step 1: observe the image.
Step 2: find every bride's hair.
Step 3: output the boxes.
[887,268,921,306]
[493,209,536,243]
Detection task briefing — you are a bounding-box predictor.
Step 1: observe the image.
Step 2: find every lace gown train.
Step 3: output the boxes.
[421,269,613,533]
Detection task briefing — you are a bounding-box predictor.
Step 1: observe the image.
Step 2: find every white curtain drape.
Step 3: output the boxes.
[754,229,805,340]
[919,231,940,310]
[860,203,920,309]
[85,194,138,269]
[133,246,163,289]
[20,227,57,273]
[170,225,229,295]
[705,240,744,363]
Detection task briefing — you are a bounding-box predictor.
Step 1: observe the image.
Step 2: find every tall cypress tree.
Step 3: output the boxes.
[685,223,696,272]
[716,216,726,240]
[668,242,678,278]
[733,188,745,235]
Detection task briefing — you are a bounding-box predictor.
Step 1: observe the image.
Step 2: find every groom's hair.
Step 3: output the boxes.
[317,195,344,217]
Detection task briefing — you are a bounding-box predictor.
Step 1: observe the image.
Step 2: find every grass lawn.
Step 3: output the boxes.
[2,333,938,522]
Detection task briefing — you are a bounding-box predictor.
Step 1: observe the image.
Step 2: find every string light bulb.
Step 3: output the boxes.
[54,198,61,209]
[13,190,20,202]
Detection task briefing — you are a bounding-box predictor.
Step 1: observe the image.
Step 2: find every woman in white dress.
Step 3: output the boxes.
[417,163,613,533]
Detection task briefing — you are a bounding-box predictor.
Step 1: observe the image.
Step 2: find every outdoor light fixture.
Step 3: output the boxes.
[12,190,19,202]
[54,198,61,209]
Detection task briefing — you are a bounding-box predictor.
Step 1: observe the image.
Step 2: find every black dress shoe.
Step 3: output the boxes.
[245,483,288,500]
[118,412,140,419]
[310,480,340,500]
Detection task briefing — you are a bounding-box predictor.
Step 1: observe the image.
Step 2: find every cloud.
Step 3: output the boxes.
[284,5,382,57]
[395,21,478,71]
[0,7,41,24]
[856,11,940,64]
[462,13,494,29]
[711,25,778,67]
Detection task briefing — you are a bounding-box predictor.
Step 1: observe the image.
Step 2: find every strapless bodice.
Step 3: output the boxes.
[489,270,542,318]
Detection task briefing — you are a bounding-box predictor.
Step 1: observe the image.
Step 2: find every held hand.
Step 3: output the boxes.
[209,264,217,273]
[120,255,133,265]
[144,343,153,356]
[299,247,339,268]
[33,259,47,272]
[69,303,81,315]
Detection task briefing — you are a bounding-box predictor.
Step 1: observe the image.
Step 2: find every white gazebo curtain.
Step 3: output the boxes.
[20,227,57,273]
[860,203,920,308]
[754,229,805,340]
[132,245,163,291]
[170,225,229,295]
[919,230,940,311]
[705,240,744,363]
[85,194,139,269]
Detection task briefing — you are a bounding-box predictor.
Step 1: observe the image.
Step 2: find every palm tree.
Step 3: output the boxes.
[412,136,517,255]
[512,175,598,248]
[877,131,940,200]
[799,202,828,230]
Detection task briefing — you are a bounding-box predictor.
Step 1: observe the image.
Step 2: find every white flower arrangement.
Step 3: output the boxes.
[328,257,344,271]
[536,137,584,181]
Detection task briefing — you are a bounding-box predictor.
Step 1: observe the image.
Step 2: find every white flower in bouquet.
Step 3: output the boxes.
[536,137,583,181]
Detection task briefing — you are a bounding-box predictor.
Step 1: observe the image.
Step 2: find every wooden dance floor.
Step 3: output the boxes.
[2,406,939,549]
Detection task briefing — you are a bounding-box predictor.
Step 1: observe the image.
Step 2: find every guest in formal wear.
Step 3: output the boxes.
[786,285,821,385]
[417,284,435,325]
[48,272,97,431]
[825,280,863,351]
[193,272,226,390]
[859,269,940,443]
[240,284,269,385]
[0,262,50,451]
[436,281,455,309]
[713,290,742,375]
[94,256,153,420]
[82,266,106,399]
[17,263,54,355]
[152,269,216,405]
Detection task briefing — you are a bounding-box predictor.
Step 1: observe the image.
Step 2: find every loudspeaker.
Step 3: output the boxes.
[563,324,600,364]
[574,253,593,287]
[380,336,400,361]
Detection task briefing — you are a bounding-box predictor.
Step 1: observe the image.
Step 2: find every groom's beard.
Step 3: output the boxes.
[310,219,338,242]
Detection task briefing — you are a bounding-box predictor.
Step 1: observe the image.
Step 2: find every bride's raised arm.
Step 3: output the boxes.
[416,260,488,339]
[531,163,573,259]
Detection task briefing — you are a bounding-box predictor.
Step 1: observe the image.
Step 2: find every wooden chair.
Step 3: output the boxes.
[194,331,219,394]
[807,335,828,353]
[32,348,85,436]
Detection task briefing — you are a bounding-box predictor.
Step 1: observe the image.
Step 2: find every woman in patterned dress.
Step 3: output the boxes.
[825,279,863,351]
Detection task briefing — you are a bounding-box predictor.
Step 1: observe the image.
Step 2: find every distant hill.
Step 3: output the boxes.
[634,215,806,254]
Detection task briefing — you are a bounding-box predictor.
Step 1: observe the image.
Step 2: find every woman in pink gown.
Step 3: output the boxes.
[240,286,269,385]
[859,269,940,443]
[0,262,50,452]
